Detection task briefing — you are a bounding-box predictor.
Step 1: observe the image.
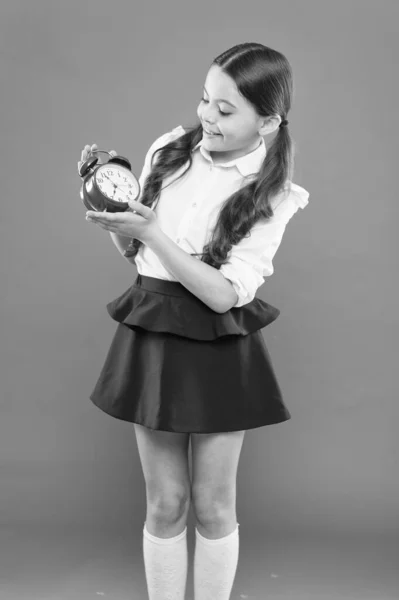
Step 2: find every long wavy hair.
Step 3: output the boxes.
[126,42,295,268]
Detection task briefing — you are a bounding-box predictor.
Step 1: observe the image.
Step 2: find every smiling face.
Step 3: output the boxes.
[196,64,270,163]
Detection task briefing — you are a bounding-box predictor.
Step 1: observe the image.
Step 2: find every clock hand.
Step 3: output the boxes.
[102,172,129,190]
[101,173,114,184]
[114,183,131,197]
[99,172,131,200]
[100,172,124,193]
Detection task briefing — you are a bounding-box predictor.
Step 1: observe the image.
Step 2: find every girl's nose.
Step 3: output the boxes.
[202,107,217,124]
[203,114,216,126]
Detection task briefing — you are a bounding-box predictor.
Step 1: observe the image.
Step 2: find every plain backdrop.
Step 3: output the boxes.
[1,0,398,541]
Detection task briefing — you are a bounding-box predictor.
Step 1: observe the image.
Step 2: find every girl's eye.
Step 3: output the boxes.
[200,97,230,116]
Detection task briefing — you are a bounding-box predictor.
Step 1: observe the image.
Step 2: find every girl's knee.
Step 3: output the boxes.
[147,490,190,524]
[192,486,236,526]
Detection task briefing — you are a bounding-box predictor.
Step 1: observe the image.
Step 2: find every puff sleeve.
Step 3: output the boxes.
[219,185,310,308]
[136,125,186,203]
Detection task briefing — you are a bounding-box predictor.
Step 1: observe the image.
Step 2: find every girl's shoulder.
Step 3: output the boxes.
[279,181,310,209]
[267,181,310,225]
[147,125,186,155]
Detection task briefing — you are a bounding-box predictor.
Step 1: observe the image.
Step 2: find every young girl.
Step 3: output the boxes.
[79,42,309,600]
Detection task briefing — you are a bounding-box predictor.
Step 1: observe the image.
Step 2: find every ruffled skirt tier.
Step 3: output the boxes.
[89,274,291,433]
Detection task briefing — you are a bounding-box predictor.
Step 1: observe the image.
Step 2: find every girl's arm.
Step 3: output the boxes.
[109,232,136,263]
[143,186,310,313]
[109,227,236,311]
[144,227,238,314]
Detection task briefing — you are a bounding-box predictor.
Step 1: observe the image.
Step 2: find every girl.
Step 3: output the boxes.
[79,42,309,600]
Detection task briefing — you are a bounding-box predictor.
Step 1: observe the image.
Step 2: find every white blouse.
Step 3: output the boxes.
[134,125,310,308]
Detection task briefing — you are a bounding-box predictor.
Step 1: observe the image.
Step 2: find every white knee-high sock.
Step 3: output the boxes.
[194,523,240,600]
[143,522,188,600]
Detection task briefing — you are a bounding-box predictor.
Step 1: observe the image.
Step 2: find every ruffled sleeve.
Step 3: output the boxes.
[219,183,310,307]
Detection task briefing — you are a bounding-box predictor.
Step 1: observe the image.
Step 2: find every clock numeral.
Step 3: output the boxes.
[97,178,103,184]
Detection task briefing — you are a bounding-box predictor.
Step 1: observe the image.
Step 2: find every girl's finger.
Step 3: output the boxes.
[81,145,92,162]
[95,222,115,232]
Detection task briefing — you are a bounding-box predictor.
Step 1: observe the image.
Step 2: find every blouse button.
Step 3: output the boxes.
[176,237,181,243]
[192,202,197,207]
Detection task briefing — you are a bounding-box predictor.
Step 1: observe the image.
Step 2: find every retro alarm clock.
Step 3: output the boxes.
[78,149,141,213]
[78,149,141,257]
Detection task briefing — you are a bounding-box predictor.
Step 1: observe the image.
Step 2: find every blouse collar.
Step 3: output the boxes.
[192,135,266,176]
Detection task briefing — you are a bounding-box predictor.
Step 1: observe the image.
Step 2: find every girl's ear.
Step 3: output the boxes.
[258,115,280,137]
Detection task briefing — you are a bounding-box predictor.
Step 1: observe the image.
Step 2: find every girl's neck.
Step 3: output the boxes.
[210,137,262,165]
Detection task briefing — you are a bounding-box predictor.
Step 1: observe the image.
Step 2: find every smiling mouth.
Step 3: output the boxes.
[203,127,221,136]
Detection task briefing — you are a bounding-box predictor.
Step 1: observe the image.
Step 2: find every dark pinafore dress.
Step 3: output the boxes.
[89,273,291,433]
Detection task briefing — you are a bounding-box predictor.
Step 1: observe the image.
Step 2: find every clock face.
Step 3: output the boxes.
[95,164,140,203]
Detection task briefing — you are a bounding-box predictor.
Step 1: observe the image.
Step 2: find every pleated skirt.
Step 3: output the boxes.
[89,273,291,433]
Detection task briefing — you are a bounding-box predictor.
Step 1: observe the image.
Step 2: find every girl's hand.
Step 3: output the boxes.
[77,143,117,174]
[86,200,159,244]
[80,143,159,242]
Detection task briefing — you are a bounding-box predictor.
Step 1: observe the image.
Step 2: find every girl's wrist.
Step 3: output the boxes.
[141,223,162,245]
